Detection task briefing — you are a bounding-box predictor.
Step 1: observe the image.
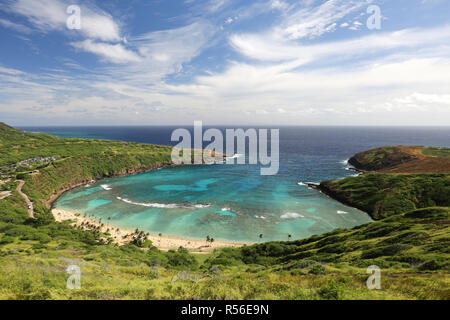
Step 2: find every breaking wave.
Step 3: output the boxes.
[281,212,305,219]
[116,196,210,209]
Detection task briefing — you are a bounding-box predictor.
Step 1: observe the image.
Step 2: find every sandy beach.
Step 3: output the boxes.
[52,208,249,253]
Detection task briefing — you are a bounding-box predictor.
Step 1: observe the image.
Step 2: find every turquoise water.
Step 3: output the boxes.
[55,163,372,243]
[46,126,450,243]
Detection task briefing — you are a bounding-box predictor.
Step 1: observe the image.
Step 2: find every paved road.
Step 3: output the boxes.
[16,180,34,218]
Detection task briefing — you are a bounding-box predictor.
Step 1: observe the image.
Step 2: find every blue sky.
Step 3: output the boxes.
[0,0,450,125]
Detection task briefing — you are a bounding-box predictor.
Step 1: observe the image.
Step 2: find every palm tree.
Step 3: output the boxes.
[259,234,263,241]
[206,235,210,244]
[288,234,292,241]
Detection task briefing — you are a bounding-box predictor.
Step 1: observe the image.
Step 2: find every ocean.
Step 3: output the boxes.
[20,126,450,243]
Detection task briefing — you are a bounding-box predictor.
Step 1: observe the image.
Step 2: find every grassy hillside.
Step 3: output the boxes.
[0,123,59,152]
[319,174,450,220]
[1,207,448,300]
[0,122,173,217]
[212,207,449,271]
[0,124,449,300]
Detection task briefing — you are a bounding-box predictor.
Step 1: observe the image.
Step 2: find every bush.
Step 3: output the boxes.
[0,235,15,245]
[404,207,449,220]
[166,247,198,269]
[15,173,27,180]
[318,243,348,254]
[318,281,342,300]
[361,244,411,259]
[309,264,326,275]
[141,240,153,248]
[418,259,447,271]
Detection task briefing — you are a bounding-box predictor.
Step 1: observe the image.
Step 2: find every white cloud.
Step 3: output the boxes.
[0,18,32,33]
[225,17,234,24]
[5,0,142,64]
[9,0,122,42]
[281,0,367,40]
[270,0,289,11]
[349,20,363,30]
[2,0,450,126]
[207,0,230,13]
[121,21,216,82]
[158,55,450,125]
[3,54,450,125]
[71,40,141,64]
[0,66,26,75]
[78,9,122,42]
[395,93,450,106]
[230,25,450,63]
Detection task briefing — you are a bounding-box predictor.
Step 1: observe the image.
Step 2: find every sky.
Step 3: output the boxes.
[0,0,450,126]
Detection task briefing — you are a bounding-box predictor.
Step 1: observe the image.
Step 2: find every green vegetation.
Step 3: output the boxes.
[0,123,449,300]
[0,122,172,219]
[422,147,450,157]
[209,207,449,271]
[320,174,450,219]
[1,207,448,299]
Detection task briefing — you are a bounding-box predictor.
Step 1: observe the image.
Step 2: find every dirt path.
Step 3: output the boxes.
[0,191,12,200]
[16,180,34,218]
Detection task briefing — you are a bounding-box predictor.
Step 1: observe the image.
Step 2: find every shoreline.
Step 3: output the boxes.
[306,182,376,220]
[47,151,230,209]
[46,162,175,208]
[52,208,249,252]
[48,155,242,252]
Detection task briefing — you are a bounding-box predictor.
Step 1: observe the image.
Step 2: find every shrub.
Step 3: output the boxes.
[0,235,15,245]
[318,281,342,300]
[361,244,411,259]
[166,247,198,269]
[418,259,447,271]
[309,264,326,275]
[15,173,27,180]
[318,243,348,254]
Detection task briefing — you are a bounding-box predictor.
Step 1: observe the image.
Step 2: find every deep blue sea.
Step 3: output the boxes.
[20,126,450,243]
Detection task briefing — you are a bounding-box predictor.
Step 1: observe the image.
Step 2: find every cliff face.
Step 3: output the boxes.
[348,146,421,171]
[348,146,450,174]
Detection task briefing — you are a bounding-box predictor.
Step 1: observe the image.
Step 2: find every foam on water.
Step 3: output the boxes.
[281,212,305,219]
[117,196,210,209]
